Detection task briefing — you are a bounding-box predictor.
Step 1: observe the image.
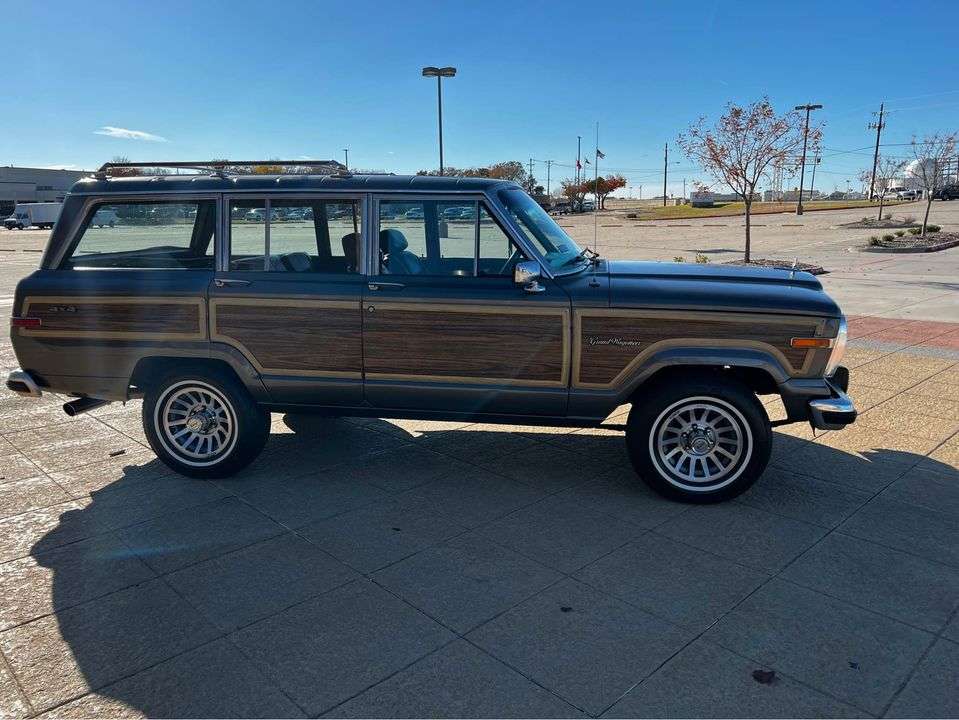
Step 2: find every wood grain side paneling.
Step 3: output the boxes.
[21,297,203,340]
[364,305,567,385]
[212,300,361,376]
[576,312,822,386]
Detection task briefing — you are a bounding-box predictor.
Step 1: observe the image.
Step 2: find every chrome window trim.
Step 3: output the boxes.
[52,193,220,271]
[222,193,367,276]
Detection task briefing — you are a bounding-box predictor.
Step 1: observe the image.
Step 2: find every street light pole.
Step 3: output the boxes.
[422,66,457,175]
[663,142,668,207]
[576,136,581,185]
[794,103,822,215]
[343,149,349,171]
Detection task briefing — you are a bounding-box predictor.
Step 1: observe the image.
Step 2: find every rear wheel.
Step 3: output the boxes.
[143,367,269,479]
[626,373,771,503]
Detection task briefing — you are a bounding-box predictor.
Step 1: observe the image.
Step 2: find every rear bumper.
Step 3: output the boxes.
[6,370,42,398]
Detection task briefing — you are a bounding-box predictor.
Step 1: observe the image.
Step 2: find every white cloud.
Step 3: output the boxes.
[94,126,168,142]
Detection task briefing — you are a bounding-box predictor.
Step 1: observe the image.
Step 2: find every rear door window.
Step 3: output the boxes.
[228,198,361,273]
[64,200,216,269]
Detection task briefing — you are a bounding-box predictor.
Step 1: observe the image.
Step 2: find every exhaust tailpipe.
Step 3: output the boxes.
[63,397,110,417]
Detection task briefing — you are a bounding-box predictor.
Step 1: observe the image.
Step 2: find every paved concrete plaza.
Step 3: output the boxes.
[0,202,957,718]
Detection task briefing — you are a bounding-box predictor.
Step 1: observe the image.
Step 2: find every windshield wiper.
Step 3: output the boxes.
[561,246,599,268]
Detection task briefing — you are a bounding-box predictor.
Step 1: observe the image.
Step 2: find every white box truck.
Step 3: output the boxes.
[3,202,62,230]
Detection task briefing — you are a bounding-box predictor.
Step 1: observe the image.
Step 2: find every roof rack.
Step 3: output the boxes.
[93,159,347,179]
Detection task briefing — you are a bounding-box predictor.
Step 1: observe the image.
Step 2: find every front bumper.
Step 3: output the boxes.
[807,368,856,430]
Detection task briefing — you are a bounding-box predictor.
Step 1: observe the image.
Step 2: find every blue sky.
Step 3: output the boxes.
[4,0,958,196]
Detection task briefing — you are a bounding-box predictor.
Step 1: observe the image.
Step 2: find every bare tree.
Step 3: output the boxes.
[860,156,904,221]
[908,132,958,235]
[678,98,820,262]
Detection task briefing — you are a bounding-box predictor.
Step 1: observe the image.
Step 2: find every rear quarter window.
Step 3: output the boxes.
[63,200,215,270]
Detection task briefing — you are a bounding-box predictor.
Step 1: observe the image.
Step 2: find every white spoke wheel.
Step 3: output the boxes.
[649,397,751,492]
[155,381,238,467]
[143,367,270,479]
[625,375,771,503]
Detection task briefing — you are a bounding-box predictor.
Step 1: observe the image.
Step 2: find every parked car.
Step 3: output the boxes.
[582,200,596,212]
[3,202,61,230]
[880,186,920,201]
[6,165,855,503]
[933,184,959,200]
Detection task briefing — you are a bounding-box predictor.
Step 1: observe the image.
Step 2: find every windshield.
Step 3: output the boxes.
[498,188,585,272]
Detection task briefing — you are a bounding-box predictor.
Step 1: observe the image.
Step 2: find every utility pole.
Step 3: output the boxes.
[343,149,349,171]
[682,177,686,202]
[545,159,553,198]
[576,136,582,185]
[868,102,885,201]
[794,103,823,215]
[528,158,534,193]
[662,142,668,207]
[809,154,821,201]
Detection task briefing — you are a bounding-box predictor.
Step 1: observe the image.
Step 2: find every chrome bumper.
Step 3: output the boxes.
[808,382,857,431]
[6,370,42,398]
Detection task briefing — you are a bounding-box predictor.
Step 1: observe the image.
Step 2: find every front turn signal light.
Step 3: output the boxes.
[790,337,833,349]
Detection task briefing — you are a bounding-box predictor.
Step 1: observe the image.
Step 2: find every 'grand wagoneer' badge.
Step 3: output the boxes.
[584,336,643,349]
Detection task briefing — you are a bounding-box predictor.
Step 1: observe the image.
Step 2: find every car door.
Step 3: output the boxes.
[362,194,570,416]
[208,193,366,406]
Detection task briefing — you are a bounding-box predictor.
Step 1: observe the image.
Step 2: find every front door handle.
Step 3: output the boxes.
[214,278,252,288]
[368,281,405,291]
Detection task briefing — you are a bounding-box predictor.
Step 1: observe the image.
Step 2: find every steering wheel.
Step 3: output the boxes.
[497,247,522,277]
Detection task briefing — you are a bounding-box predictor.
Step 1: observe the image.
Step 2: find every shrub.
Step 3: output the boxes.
[884,213,892,220]
[895,230,906,237]
[927,224,941,233]
[673,256,686,263]
[868,236,881,246]
[695,253,710,264]
[909,227,922,235]
[903,214,915,223]
[882,234,895,242]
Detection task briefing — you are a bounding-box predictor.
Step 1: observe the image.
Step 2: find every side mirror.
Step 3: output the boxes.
[514,259,545,293]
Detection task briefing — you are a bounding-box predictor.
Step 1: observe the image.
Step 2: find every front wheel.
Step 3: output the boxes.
[626,374,771,503]
[143,367,269,479]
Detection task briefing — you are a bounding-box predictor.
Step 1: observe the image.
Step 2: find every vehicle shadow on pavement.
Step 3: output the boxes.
[15,419,959,718]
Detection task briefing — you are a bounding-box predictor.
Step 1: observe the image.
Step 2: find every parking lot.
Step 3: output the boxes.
[0,202,957,718]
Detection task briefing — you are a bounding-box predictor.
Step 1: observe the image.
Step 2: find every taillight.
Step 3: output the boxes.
[11,317,41,329]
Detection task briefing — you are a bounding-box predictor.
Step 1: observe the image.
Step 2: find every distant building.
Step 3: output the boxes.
[0,166,92,214]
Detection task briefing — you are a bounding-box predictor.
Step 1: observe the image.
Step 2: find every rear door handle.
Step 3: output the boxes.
[368,282,405,291]
[214,278,252,288]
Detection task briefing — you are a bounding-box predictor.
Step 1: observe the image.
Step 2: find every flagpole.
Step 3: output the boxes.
[593,121,599,255]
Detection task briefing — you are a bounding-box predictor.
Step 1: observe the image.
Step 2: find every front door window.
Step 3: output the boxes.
[377,199,525,277]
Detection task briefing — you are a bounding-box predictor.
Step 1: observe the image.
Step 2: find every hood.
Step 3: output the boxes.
[603,260,840,317]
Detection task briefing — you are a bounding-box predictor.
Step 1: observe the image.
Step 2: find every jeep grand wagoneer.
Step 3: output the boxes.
[6,161,855,502]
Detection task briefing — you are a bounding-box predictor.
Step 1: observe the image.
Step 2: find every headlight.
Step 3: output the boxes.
[825,315,847,377]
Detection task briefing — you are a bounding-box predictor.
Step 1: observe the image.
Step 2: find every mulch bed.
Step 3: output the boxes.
[862,232,959,253]
[723,259,827,275]
[842,219,920,229]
